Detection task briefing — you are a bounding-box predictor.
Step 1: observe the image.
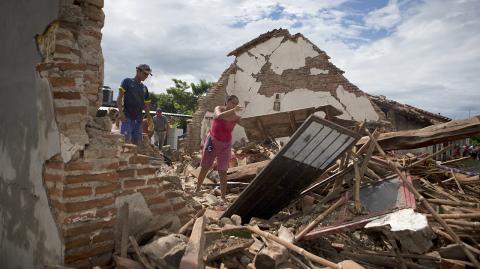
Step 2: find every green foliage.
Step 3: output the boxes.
[149,78,214,129]
[471,136,480,145]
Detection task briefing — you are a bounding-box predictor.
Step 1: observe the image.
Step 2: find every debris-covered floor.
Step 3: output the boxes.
[113,116,480,269]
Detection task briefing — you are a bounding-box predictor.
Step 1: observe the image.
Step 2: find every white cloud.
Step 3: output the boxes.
[364,0,401,30]
[102,0,480,119]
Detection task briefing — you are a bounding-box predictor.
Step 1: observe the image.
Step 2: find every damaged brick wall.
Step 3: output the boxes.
[32,1,191,268]
[186,29,385,152]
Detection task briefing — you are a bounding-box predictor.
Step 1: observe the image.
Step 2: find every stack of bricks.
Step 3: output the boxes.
[43,135,192,268]
[36,0,105,147]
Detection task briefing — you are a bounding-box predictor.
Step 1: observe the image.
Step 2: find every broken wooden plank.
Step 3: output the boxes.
[364,129,480,268]
[295,196,346,242]
[248,226,364,269]
[178,207,206,235]
[255,226,293,269]
[120,203,129,258]
[357,116,480,150]
[226,160,270,183]
[409,145,453,167]
[206,239,254,262]
[179,215,206,269]
[129,236,155,269]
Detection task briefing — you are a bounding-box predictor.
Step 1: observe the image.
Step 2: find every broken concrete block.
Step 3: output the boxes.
[365,208,434,254]
[115,193,153,238]
[438,244,467,261]
[141,234,188,268]
[230,214,242,226]
[219,217,234,226]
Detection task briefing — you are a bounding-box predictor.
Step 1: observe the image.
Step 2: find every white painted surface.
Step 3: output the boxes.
[336,85,379,121]
[365,208,428,232]
[310,68,329,75]
[166,128,183,150]
[269,37,319,75]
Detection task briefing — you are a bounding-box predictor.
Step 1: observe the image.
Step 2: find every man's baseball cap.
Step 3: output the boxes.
[136,64,152,75]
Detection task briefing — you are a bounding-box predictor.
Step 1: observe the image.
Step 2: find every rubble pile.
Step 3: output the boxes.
[110,116,480,269]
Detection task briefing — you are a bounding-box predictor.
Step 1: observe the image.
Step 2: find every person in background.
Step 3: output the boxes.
[195,95,242,201]
[153,108,169,150]
[117,64,152,144]
[108,108,121,134]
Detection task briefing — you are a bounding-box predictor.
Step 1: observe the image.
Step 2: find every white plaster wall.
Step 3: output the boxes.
[336,85,379,122]
[203,34,380,144]
[269,37,319,75]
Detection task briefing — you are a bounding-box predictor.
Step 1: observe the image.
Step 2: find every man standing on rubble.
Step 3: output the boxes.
[196,95,242,201]
[153,108,169,150]
[117,64,152,145]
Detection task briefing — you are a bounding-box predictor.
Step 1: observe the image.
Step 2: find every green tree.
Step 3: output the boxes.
[190,79,214,96]
[149,78,215,129]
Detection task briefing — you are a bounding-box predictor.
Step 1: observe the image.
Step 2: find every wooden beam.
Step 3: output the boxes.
[180,215,206,269]
[226,160,270,183]
[357,116,480,151]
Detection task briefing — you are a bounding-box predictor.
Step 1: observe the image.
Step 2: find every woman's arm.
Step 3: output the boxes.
[213,105,242,120]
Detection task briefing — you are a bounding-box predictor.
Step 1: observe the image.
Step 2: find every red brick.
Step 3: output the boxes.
[146,195,167,205]
[65,229,113,249]
[66,172,118,184]
[116,190,134,197]
[56,106,88,116]
[48,77,75,87]
[57,197,114,213]
[63,187,92,198]
[147,178,162,185]
[137,187,157,196]
[164,191,181,199]
[44,173,64,182]
[45,161,64,170]
[65,241,114,263]
[172,200,187,211]
[118,169,135,178]
[63,219,116,238]
[129,155,149,165]
[56,63,87,71]
[55,44,72,53]
[123,180,145,188]
[53,91,81,100]
[47,187,62,196]
[137,167,156,176]
[64,161,93,171]
[95,183,119,194]
[84,0,104,8]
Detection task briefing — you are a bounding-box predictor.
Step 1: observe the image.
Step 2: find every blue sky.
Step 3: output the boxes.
[102,0,480,119]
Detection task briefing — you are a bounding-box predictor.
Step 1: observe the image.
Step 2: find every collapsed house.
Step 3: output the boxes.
[185,29,383,152]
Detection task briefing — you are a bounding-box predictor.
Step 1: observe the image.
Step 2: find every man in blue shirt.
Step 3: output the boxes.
[117,64,152,145]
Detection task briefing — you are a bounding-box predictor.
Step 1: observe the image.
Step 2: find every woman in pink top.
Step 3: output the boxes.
[196,95,242,200]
